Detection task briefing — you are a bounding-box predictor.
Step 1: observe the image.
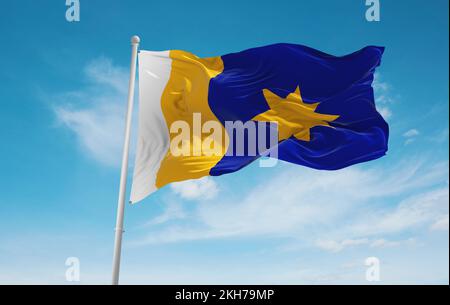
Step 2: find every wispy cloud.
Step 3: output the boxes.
[370,238,416,249]
[403,128,420,145]
[347,187,448,236]
[141,201,186,226]
[170,177,219,200]
[53,58,130,166]
[430,214,449,231]
[314,237,416,253]
[377,107,392,121]
[430,128,449,144]
[315,238,369,253]
[373,73,396,120]
[403,129,420,138]
[131,158,449,250]
[373,73,395,104]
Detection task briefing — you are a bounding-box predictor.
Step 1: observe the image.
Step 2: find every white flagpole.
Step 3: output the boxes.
[111,35,140,285]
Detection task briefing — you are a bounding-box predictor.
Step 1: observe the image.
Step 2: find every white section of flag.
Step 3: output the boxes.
[130,51,171,203]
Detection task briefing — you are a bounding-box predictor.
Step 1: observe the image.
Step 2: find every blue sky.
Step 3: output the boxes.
[0,0,448,284]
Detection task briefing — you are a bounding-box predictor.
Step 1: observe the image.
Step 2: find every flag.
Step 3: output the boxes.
[130,43,388,203]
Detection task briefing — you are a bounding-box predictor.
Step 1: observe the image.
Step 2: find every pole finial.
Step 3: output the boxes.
[131,35,140,45]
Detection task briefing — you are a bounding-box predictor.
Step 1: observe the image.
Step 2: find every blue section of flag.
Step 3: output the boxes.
[208,43,388,175]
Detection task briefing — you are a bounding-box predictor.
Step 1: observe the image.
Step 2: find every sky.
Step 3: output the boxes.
[0,0,448,284]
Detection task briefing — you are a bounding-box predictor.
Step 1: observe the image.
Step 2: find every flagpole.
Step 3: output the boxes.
[111,35,140,285]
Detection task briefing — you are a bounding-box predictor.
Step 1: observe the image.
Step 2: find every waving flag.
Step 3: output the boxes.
[130,44,388,203]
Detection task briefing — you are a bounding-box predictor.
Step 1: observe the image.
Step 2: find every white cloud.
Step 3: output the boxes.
[403,129,420,138]
[430,214,449,231]
[143,201,186,226]
[84,58,129,95]
[377,106,392,120]
[55,103,125,166]
[373,73,395,120]
[131,159,449,249]
[170,177,219,200]
[314,237,417,253]
[315,238,369,253]
[373,73,395,104]
[370,238,416,249]
[431,128,449,144]
[348,187,449,236]
[403,129,420,145]
[404,138,415,145]
[54,58,130,166]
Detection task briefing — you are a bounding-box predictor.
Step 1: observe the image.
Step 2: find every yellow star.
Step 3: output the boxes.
[252,86,339,141]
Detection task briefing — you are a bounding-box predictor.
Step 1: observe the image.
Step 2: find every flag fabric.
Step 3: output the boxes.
[130,44,388,203]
